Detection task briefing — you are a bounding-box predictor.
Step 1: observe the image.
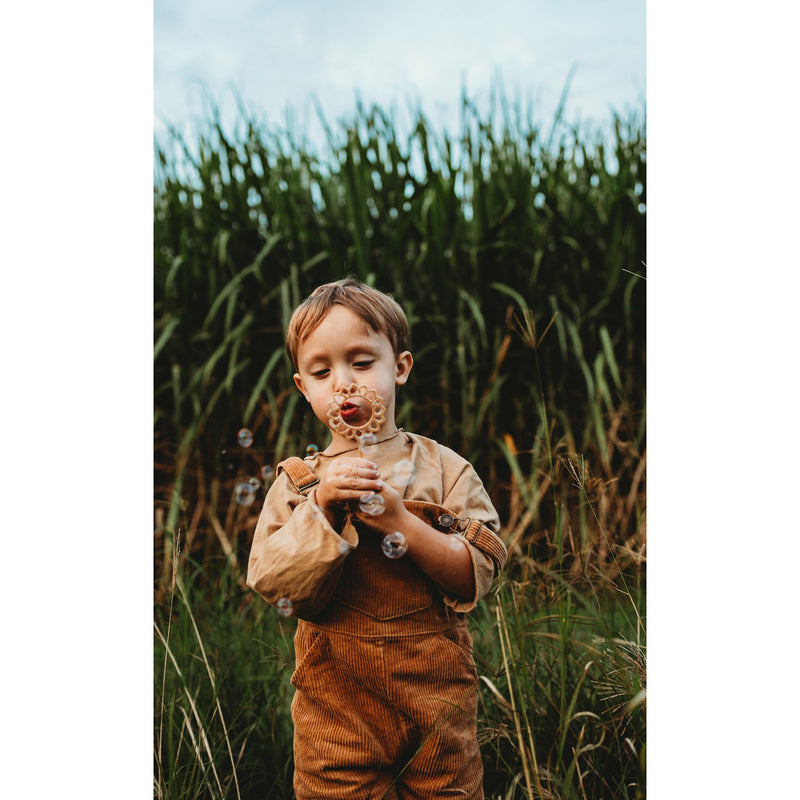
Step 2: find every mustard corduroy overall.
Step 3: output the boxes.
[248,432,507,800]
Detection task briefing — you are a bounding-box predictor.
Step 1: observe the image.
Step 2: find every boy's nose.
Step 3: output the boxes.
[332,369,355,392]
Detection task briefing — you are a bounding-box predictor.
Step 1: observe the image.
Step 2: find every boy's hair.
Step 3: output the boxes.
[286,278,409,369]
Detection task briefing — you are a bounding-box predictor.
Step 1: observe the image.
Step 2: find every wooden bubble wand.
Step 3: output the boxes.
[326,383,387,457]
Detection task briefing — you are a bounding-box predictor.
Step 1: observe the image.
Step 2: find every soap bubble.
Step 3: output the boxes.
[261,465,275,481]
[276,597,293,617]
[234,482,256,506]
[305,443,319,457]
[449,534,467,551]
[237,428,254,448]
[382,531,408,559]
[248,476,261,490]
[358,492,385,516]
[391,459,415,487]
[337,539,350,555]
[309,503,325,521]
[359,433,379,456]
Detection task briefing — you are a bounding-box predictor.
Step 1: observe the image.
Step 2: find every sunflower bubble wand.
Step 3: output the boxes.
[326,383,387,457]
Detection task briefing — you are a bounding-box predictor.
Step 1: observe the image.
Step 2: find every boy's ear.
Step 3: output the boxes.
[395,351,413,386]
[293,372,309,400]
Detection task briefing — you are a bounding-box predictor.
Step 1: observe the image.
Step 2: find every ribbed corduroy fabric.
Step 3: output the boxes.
[291,528,483,800]
[292,622,482,799]
[248,432,507,799]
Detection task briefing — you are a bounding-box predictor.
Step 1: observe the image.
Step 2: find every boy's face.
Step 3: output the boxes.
[293,305,413,447]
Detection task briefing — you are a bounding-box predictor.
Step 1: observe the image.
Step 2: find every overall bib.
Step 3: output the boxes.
[291,510,484,800]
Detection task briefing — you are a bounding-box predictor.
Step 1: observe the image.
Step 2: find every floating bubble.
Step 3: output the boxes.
[305,443,320,457]
[234,482,256,506]
[261,465,275,481]
[449,534,467,551]
[358,492,385,516]
[359,432,379,456]
[309,503,326,522]
[237,428,254,448]
[337,539,350,555]
[276,597,293,617]
[248,476,261,490]
[382,531,408,559]
[391,459,415,487]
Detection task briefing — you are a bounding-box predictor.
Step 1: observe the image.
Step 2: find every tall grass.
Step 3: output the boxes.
[154,89,645,594]
[154,87,646,798]
[155,541,296,799]
[155,542,644,799]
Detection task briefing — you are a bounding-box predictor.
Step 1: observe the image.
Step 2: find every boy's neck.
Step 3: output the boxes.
[324,424,402,456]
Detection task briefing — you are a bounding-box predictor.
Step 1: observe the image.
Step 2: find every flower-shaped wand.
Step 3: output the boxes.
[326,383,387,457]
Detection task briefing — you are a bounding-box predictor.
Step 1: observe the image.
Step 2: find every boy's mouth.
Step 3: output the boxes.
[340,401,361,422]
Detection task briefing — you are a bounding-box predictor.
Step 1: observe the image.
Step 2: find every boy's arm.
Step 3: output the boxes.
[247,470,358,619]
[356,449,504,607]
[357,487,479,599]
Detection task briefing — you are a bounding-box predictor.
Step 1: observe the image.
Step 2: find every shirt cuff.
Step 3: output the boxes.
[441,538,495,613]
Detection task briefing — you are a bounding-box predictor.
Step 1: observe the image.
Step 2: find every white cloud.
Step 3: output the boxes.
[154,0,645,142]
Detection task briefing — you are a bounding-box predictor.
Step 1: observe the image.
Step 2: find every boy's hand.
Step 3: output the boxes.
[315,458,383,515]
[355,480,409,535]
[355,481,477,601]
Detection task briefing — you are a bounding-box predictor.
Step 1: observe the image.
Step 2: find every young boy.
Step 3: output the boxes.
[247,278,507,799]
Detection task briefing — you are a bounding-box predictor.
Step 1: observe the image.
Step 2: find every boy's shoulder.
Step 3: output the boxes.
[404,431,473,471]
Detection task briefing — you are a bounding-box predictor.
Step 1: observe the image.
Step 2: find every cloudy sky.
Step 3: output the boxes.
[154,0,646,148]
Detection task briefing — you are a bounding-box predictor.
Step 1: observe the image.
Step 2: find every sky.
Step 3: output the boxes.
[154,0,646,151]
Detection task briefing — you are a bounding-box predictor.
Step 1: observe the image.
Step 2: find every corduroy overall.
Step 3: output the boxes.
[248,432,507,800]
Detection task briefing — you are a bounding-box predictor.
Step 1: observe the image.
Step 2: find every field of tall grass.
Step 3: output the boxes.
[154,88,646,799]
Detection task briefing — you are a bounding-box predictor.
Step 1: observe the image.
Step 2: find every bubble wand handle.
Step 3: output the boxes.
[327,384,387,518]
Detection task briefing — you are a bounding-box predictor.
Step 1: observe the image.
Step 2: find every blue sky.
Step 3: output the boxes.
[154,0,646,149]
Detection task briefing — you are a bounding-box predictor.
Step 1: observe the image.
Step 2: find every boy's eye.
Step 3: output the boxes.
[354,360,373,368]
[311,368,330,378]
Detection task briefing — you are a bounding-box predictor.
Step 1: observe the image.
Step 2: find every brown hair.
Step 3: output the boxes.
[286,277,409,369]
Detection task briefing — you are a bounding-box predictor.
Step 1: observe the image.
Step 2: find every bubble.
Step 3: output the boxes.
[449,534,466,551]
[359,432,379,456]
[309,503,326,521]
[234,482,256,506]
[261,465,275,481]
[391,459,415,487]
[305,443,320,457]
[337,539,350,555]
[276,597,293,617]
[237,428,254,448]
[248,476,261,490]
[381,531,408,559]
[358,492,385,516]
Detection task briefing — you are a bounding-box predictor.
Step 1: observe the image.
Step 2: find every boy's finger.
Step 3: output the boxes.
[337,477,383,493]
[330,465,380,483]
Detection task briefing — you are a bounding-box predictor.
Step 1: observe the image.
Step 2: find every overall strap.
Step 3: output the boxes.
[462,519,508,573]
[276,457,320,495]
[403,500,508,573]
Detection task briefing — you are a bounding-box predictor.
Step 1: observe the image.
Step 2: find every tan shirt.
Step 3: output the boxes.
[247,431,503,622]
